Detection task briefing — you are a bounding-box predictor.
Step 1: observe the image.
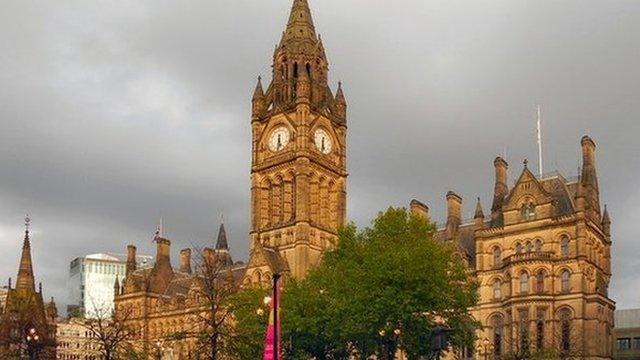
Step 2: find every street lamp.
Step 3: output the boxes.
[25,327,40,360]
[476,337,495,360]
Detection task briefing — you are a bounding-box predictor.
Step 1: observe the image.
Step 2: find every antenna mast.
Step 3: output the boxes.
[536,105,543,178]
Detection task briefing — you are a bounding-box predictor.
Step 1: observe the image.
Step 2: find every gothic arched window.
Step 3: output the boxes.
[535,239,543,252]
[520,272,529,294]
[559,309,572,355]
[493,247,502,267]
[492,315,503,357]
[561,236,570,257]
[516,243,523,254]
[493,280,502,300]
[561,270,571,293]
[526,241,533,253]
[536,271,545,293]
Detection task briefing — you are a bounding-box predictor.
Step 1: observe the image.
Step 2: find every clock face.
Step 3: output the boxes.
[268,127,290,152]
[314,129,332,154]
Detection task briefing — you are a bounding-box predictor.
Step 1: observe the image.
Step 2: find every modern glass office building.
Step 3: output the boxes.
[68,253,152,318]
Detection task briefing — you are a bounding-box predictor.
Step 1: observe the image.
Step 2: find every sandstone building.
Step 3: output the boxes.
[0,217,58,359]
[114,0,614,359]
[417,136,615,359]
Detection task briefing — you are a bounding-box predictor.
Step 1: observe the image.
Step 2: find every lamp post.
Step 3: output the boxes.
[25,327,40,360]
[272,273,281,360]
[476,337,494,360]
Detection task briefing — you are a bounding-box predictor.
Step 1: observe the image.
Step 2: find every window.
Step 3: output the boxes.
[561,236,569,257]
[520,272,529,294]
[618,338,631,350]
[493,247,502,267]
[535,239,543,252]
[560,309,572,354]
[516,243,523,254]
[519,310,530,355]
[492,315,503,357]
[526,241,533,253]
[633,337,640,349]
[536,317,544,350]
[521,202,536,221]
[536,271,545,293]
[561,270,570,293]
[493,280,502,299]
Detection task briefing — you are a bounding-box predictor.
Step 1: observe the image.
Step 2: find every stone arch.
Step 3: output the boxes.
[519,269,530,294]
[260,178,272,228]
[309,172,320,224]
[492,245,503,268]
[328,180,338,230]
[318,176,329,227]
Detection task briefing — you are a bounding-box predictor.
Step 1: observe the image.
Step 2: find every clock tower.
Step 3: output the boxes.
[247,0,347,280]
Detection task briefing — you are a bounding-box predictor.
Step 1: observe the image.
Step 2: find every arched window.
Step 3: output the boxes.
[561,236,570,257]
[561,270,571,293]
[536,271,545,293]
[492,315,503,357]
[516,243,523,254]
[535,239,543,252]
[526,241,533,253]
[493,280,502,300]
[521,202,536,221]
[536,311,545,350]
[559,309,572,354]
[493,247,502,267]
[520,272,529,294]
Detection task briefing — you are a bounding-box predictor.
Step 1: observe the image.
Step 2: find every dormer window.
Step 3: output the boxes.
[521,202,536,221]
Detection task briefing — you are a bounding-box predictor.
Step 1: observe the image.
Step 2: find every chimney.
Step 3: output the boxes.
[445,191,462,240]
[155,238,171,266]
[180,249,192,274]
[581,136,598,190]
[491,157,509,226]
[410,199,429,219]
[203,248,216,269]
[126,245,137,276]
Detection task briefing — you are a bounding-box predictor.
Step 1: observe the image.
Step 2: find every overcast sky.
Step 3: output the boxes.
[1,0,639,312]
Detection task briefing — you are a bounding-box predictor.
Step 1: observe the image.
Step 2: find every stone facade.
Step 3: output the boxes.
[0,218,58,359]
[419,137,615,359]
[56,317,102,360]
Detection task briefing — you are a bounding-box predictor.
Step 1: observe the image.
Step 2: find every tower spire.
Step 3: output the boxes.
[282,0,317,43]
[16,215,36,291]
[216,222,229,250]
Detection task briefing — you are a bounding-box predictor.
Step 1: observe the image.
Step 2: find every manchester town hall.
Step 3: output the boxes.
[113,0,615,359]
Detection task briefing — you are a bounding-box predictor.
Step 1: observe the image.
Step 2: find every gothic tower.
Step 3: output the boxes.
[248,0,347,279]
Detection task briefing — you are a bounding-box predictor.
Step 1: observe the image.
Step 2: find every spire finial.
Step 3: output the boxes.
[24,214,31,236]
[523,159,529,168]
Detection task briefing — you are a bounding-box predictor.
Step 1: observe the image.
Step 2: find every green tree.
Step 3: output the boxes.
[225,287,270,360]
[281,207,479,359]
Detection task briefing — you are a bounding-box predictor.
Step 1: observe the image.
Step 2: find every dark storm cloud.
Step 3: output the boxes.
[1,0,639,310]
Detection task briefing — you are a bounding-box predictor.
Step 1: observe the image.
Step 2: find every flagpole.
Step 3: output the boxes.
[536,105,543,178]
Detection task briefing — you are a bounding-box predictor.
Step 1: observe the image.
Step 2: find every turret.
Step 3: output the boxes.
[491,157,509,227]
[474,197,485,230]
[126,245,137,276]
[333,81,347,120]
[252,76,266,118]
[215,223,233,267]
[445,191,462,241]
[148,237,174,294]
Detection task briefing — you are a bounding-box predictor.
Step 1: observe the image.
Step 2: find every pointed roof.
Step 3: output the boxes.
[282,0,317,43]
[474,197,485,219]
[216,223,229,250]
[252,76,264,100]
[16,216,35,291]
[335,81,346,104]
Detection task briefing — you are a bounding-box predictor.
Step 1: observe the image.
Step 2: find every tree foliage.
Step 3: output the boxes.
[275,207,480,359]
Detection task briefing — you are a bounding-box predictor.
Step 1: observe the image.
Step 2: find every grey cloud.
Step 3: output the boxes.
[1,0,639,311]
